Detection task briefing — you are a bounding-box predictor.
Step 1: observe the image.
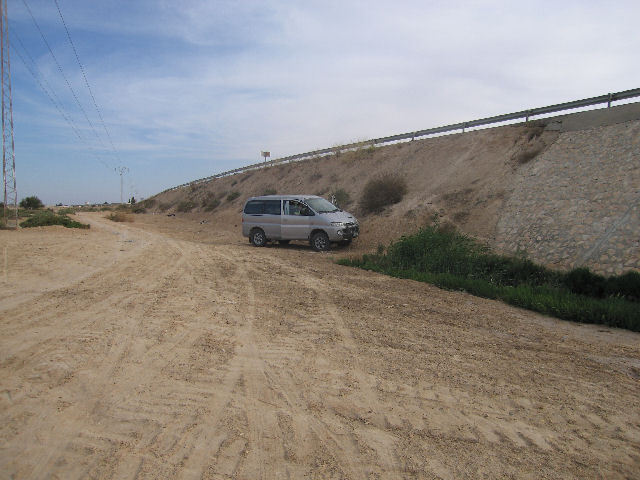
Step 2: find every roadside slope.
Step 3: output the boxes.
[150,102,640,274]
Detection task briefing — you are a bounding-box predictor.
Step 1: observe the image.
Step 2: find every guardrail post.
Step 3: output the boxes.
[526,110,531,122]
[462,122,467,133]
[607,93,613,108]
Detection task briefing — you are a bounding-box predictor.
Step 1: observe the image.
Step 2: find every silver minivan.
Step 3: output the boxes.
[242,195,359,251]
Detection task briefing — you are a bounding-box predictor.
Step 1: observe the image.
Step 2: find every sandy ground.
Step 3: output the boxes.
[1,212,639,479]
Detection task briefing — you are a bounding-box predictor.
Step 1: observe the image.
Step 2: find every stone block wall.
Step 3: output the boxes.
[495,119,640,275]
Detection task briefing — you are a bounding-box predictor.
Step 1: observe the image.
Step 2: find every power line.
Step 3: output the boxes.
[53,0,122,166]
[11,30,112,170]
[20,0,111,158]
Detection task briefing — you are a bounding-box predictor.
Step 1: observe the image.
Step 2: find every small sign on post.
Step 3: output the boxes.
[261,151,270,163]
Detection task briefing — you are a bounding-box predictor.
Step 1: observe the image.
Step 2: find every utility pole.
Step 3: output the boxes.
[1,0,17,228]
[116,166,128,204]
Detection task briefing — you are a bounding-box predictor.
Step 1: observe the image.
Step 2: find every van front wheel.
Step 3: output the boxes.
[311,231,330,252]
[250,228,267,247]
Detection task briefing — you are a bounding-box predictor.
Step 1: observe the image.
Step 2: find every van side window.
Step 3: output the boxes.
[286,200,313,216]
[284,200,304,216]
[244,201,263,214]
[263,200,281,215]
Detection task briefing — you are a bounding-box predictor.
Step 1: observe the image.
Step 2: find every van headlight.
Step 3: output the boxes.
[331,222,345,227]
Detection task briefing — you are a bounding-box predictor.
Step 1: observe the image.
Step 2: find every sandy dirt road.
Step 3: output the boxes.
[1,213,639,479]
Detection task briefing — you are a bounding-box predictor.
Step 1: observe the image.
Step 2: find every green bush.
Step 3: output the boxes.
[19,196,44,210]
[360,174,407,214]
[605,271,640,301]
[20,210,89,229]
[226,191,241,202]
[563,268,606,298]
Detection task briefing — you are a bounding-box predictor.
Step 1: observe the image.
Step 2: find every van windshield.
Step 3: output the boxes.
[305,197,339,213]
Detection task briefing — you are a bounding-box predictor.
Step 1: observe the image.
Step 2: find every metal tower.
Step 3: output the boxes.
[1,0,17,228]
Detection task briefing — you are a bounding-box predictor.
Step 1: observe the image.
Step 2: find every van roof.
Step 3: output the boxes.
[245,194,322,202]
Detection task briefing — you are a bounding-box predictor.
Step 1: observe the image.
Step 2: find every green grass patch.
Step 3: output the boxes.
[20,210,90,229]
[338,223,640,331]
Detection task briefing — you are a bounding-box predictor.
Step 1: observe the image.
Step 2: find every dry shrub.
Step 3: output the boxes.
[177,200,196,212]
[202,193,220,211]
[131,204,146,214]
[360,173,408,214]
[515,142,545,164]
[106,212,133,222]
[226,191,241,202]
[309,171,322,182]
[331,188,352,208]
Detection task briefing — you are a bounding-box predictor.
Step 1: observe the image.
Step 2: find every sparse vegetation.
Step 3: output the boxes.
[20,210,89,229]
[177,200,196,212]
[338,221,640,331]
[238,172,253,183]
[106,211,133,222]
[201,193,221,211]
[343,145,376,161]
[19,196,44,210]
[309,172,322,182]
[57,207,76,215]
[360,173,408,214]
[142,198,156,209]
[131,204,147,214]
[226,191,241,202]
[158,202,171,212]
[263,188,277,195]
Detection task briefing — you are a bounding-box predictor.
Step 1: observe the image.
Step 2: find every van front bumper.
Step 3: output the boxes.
[330,222,359,241]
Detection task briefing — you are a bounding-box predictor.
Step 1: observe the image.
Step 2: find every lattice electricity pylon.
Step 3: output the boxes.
[1,0,17,228]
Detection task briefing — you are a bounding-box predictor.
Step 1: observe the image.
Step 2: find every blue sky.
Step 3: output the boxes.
[7,0,640,204]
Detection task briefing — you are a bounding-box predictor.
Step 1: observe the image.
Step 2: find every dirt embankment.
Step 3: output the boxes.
[1,213,639,478]
[151,103,640,274]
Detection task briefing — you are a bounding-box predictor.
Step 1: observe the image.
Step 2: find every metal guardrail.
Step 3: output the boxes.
[163,88,640,193]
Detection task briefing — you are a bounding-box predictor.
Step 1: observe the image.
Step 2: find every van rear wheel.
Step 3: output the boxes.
[311,231,330,252]
[250,228,267,247]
